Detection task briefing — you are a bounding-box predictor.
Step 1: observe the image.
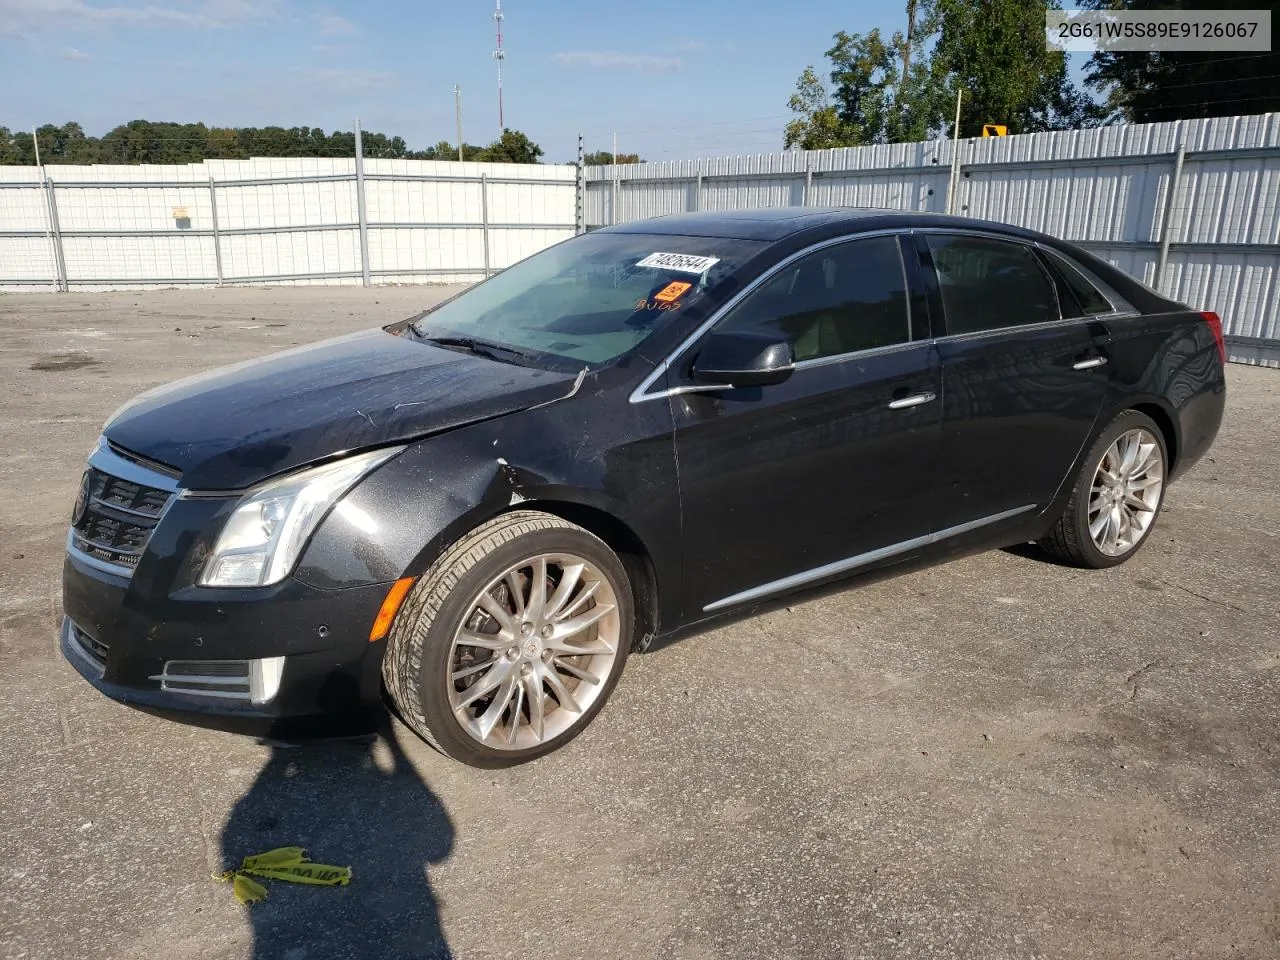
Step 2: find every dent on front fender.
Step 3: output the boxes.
[292,371,593,591]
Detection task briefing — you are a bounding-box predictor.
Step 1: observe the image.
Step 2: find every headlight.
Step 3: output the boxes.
[199,447,403,588]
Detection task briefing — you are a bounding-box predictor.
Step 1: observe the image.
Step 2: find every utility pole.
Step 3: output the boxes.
[31,126,42,167]
[493,0,506,134]
[454,85,464,161]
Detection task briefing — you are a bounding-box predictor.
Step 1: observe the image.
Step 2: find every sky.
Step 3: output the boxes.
[0,0,1093,163]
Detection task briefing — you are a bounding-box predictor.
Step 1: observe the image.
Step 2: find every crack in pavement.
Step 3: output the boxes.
[1126,660,1161,700]
[1152,576,1252,615]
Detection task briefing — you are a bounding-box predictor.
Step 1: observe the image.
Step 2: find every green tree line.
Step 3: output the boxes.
[0,121,546,165]
[785,0,1280,148]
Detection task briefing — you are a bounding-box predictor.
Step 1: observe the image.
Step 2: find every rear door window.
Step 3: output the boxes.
[925,235,1060,335]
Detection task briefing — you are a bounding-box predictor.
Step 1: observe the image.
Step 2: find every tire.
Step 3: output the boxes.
[1038,409,1169,569]
[382,510,633,767]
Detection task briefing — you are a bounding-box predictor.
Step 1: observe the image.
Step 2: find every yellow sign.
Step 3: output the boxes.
[171,206,189,219]
[982,124,1007,138]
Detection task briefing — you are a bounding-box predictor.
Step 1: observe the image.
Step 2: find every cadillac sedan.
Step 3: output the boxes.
[61,208,1226,766]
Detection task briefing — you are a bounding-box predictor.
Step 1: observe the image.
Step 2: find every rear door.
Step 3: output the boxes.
[667,233,942,617]
[918,231,1112,532]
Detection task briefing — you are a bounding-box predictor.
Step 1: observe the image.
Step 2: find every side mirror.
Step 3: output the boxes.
[691,331,796,388]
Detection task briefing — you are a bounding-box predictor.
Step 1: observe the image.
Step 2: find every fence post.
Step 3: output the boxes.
[480,172,491,277]
[575,134,585,235]
[611,170,619,225]
[353,120,371,288]
[208,176,224,285]
[1155,143,1186,295]
[803,157,813,207]
[43,178,68,292]
[694,165,703,212]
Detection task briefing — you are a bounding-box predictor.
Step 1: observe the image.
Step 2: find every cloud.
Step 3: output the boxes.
[0,0,280,35]
[669,39,707,53]
[291,67,394,92]
[58,44,90,58]
[316,12,356,35]
[552,50,682,71]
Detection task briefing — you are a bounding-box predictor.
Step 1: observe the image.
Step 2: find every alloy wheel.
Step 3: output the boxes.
[447,553,621,750]
[1088,427,1165,557]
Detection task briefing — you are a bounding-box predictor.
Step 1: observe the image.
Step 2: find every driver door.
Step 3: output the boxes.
[668,233,942,618]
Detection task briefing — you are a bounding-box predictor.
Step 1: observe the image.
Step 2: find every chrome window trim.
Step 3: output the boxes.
[629,228,909,404]
[792,337,924,370]
[703,503,1036,612]
[630,225,1143,405]
[929,313,1099,346]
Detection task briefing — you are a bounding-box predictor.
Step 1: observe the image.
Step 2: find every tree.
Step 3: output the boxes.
[418,140,495,161]
[479,129,544,164]
[785,6,941,149]
[1081,0,1280,123]
[784,67,852,149]
[786,0,1100,148]
[927,0,1100,136]
[583,150,643,165]
[0,121,548,165]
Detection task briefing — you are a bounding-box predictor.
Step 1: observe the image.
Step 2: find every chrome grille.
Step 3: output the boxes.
[68,439,180,578]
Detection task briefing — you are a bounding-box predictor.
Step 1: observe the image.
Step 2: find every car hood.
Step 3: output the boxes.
[103,328,579,490]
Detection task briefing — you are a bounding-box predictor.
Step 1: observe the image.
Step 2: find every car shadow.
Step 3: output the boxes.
[219,711,455,960]
[1000,541,1069,566]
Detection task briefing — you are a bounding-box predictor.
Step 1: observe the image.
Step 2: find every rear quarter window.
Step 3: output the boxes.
[1038,247,1121,317]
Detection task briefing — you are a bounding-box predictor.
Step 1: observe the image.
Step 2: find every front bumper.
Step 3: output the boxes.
[61,549,394,737]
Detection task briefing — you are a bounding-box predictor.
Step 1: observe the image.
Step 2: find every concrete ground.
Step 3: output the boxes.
[1,286,1277,960]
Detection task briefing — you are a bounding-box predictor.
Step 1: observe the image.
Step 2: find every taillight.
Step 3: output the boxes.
[1200,311,1225,365]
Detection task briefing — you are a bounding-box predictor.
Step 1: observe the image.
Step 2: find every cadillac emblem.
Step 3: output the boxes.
[71,470,91,527]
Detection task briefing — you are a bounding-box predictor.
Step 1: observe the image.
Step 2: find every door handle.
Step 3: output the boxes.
[1072,356,1108,371]
[888,391,937,410]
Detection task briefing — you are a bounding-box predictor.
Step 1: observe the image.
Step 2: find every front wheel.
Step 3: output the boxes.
[1038,410,1168,569]
[383,511,633,767]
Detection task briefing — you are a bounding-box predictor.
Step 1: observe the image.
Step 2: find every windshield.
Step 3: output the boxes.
[411,232,765,367]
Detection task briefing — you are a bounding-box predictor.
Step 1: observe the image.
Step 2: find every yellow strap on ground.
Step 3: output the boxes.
[232,873,270,905]
[214,847,353,905]
[240,846,307,870]
[243,863,352,886]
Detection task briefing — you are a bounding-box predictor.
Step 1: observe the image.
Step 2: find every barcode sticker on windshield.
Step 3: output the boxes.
[635,252,721,274]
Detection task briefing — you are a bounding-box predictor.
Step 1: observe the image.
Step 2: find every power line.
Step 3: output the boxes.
[583,114,792,139]
[1133,93,1280,112]
[1131,72,1280,93]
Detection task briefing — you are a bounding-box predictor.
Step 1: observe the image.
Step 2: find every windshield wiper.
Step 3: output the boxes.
[415,333,536,365]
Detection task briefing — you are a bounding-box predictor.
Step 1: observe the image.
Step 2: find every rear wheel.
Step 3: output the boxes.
[1038,410,1168,569]
[383,511,633,767]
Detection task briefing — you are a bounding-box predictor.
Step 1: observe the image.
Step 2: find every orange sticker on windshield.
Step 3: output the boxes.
[654,281,692,303]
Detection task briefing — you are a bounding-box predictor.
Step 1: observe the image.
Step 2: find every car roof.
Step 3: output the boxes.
[599,207,1043,243]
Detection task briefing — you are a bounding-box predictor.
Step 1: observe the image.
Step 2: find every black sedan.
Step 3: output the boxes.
[61,208,1226,767]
